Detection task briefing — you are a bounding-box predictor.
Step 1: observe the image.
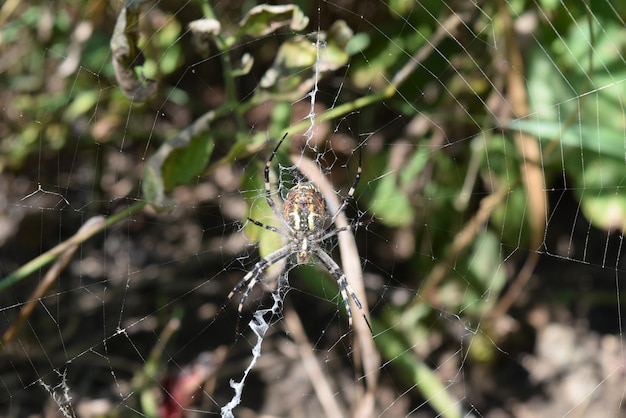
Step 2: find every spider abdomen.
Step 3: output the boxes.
[283,183,327,234]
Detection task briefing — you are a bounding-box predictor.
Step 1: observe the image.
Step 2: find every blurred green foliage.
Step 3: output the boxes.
[1,0,624,416]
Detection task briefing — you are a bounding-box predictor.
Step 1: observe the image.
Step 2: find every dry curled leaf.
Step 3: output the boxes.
[110,3,157,102]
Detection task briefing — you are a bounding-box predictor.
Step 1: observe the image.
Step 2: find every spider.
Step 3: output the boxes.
[226,134,372,336]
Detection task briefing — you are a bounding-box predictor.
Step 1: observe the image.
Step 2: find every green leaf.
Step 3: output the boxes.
[371,148,429,228]
[143,132,215,206]
[463,230,507,315]
[142,161,167,208]
[237,4,309,38]
[572,157,626,233]
[370,174,414,228]
[241,170,271,243]
[241,168,285,278]
[345,32,370,56]
[156,19,183,76]
[258,20,354,96]
[63,90,99,120]
[507,119,624,160]
[258,37,317,92]
[580,193,626,233]
[388,0,414,17]
[162,134,214,190]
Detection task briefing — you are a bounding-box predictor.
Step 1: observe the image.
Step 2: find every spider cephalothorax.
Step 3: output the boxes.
[226,134,371,335]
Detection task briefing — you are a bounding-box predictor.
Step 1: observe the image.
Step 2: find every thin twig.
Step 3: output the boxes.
[291,153,380,406]
[491,1,545,319]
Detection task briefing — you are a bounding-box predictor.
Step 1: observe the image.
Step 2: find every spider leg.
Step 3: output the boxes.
[226,246,292,332]
[320,217,374,241]
[328,145,362,226]
[317,224,353,243]
[247,217,289,238]
[313,248,373,336]
[314,216,373,252]
[263,133,292,231]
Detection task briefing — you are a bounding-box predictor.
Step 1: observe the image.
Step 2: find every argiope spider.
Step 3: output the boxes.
[226,134,372,336]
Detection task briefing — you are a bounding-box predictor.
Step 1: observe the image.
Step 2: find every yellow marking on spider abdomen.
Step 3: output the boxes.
[283,183,326,232]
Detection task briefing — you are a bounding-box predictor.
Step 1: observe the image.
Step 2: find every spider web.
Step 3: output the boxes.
[1,1,625,417]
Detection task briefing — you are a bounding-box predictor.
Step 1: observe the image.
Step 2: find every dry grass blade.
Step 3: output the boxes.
[2,216,106,345]
[291,152,380,412]
[283,305,346,417]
